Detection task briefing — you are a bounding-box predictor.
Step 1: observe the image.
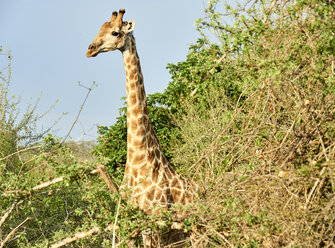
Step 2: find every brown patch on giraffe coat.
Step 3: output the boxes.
[128,147,135,156]
[141,179,151,190]
[131,57,137,66]
[154,148,160,158]
[140,87,145,101]
[135,128,145,137]
[152,159,160,183]
[145,186,156,201]
[129,81,136,90]
[160,194,167,204]
[147,136,154,148]
[129,176,135,187]
[171,178,181,190]
[139,167,149,177]
[143,115,149,128]
[129,93,137,105]
[128,145,135,152]
[165,167,173,180]
[147,149,155,163]
[131,68,137,77]
[133,153,145,164]
[171,188,182,202]
[161,154,168,165]
[132,168,138,178]
[155,189,162,201]
[132,137,145,148]
[126,57,131,63]
[131,105,142,117]
[131,120,139,133]
[129,71,135,81]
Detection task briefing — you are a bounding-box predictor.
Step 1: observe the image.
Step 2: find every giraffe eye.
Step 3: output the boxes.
[112,31,120,36]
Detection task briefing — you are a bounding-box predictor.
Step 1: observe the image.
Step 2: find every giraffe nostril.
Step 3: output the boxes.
[88,44,95,50]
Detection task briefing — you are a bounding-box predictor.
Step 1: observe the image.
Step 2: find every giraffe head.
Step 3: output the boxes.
[86,9,135,57]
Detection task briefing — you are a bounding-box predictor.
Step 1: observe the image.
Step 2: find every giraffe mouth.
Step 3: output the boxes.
[86,49,99,57]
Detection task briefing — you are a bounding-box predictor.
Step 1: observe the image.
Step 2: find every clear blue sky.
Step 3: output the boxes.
[0,0,206,141]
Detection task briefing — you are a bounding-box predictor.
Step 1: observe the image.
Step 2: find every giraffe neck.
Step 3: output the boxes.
[120,35,196,211]
[122,35,156,170]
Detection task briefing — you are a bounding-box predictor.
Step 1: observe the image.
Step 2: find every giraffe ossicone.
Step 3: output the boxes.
[87,8,197,246]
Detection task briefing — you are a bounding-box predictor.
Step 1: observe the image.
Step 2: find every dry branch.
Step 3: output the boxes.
[50,223,114,248]
[32,176,64,191]
[0,201,21,228]
[188,91,249,171]
[0,217,31,248]
[112,197,122,248]
[2,176,65,197]
[0,145,41,162]
[60,82,95,146]
[96,164,119,194]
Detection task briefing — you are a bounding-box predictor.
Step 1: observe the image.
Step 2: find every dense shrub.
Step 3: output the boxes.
[1,0,334,246]
[169,0,335,246]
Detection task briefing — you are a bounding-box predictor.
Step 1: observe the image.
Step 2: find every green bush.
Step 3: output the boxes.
[1,0,334,246]
[168,0,335,246]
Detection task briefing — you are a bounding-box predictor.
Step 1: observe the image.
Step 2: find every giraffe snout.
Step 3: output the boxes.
[86,44,98,57]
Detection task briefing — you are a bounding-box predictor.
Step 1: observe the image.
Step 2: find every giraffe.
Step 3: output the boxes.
[87,9,197,247]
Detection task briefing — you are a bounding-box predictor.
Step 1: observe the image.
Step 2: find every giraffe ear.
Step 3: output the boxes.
[123,20,135,34]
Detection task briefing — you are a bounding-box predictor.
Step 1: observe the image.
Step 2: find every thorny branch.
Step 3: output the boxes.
[60,82,96,146]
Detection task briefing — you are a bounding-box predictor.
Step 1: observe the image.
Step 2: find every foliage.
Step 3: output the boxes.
[169,0,335,246]
[1,0,335,247]
[0,47,55,170]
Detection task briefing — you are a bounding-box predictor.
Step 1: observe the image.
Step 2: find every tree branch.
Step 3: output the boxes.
[60,82,95,146]
[50,223,114,248]
[0,217,31,248]
[0,145,41,162]
[0,201,21,228]
[96,164,119,194]
[32,176,64,191]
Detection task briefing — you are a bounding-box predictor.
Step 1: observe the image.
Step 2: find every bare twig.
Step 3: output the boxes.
[112,197,122,248]
[50,226,100,248]
[304,116,330,209]
[0,145,41,162]
[32,176,64,191]
[60,82,95,146]
[115,228,141,248]
[0,217,31,248]
[2,166,119,197]
[188,91,251,171]
[50,223,114,248]
[2,176,65,197]
[0,201,21,228]
[97,164,119,194]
